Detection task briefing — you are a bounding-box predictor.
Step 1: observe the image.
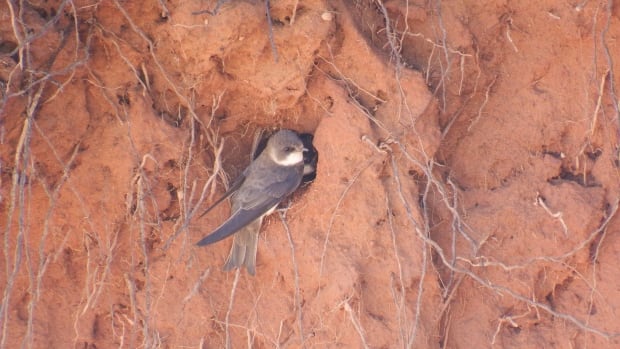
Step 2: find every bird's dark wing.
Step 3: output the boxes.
[195,196,280,246]
[198,173,246,218]
[196,165,302,246]
[239,166,303,210]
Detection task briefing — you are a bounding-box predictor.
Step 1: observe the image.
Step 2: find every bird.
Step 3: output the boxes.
[249,130,318,185]
[196,129,306,275]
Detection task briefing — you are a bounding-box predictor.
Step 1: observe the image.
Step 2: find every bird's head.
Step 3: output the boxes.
[267,130,305,166]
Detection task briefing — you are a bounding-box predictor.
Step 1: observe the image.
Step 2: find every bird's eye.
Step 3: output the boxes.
[284,146,294,152]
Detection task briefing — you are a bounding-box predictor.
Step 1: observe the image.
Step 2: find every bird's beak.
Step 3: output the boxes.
[302,147,309,152]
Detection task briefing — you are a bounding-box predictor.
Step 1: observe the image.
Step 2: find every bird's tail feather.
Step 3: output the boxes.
[223,219,261,276]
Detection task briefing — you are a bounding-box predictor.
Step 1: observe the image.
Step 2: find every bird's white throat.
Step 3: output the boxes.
[272,150,303,166]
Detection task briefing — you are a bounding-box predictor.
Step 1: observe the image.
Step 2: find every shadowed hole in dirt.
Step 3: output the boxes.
[585,148,602,161]
[117,92,130,106]
[545,292,555,310]
[542,149,564,159]
[590,303,598,315]
[92,313,102,339]
[30,5,52,19]
[155,105,187,128]
[0,40,18,56]
[161,182,180,221]
[209,55,234,79]
[545,276,576,311]
[548,167,600,187]
[509,325,522,335]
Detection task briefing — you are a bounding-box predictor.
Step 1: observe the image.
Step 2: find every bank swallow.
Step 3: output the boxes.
[196,130,305,275]
[251,130,318,185]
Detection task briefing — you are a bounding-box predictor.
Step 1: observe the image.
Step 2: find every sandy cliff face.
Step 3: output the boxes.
[1,0,619,348]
